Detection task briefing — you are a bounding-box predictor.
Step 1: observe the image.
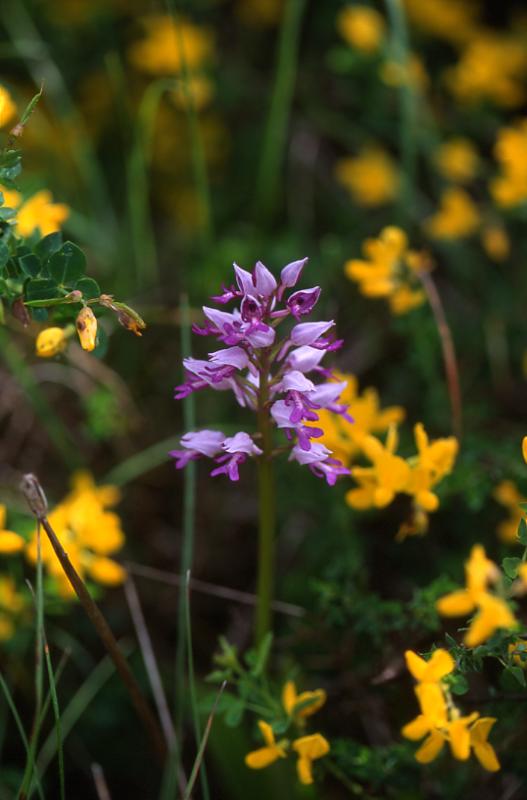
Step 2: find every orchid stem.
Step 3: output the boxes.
[255,352,276,644]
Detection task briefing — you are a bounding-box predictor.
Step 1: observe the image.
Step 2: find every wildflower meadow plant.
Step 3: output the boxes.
[171,258,350,640]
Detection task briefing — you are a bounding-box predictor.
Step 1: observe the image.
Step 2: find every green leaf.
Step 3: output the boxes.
[35,232,63,262]
[224,698,245,727]
[48,242,86,286]
[518,518,527,546]
[75,277,100,300]
[505,665,526,688]
[19,85,43,127]
[502,557,521,579]
[25,278,59,303]
[0,240,9,269]
[248,633,273,677]
[18,253,41,278]
[449,674,469,695]
[0,207,16,221]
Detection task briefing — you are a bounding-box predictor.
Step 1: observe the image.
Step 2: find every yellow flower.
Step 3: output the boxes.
[0,85,17,129]
[335,148,398,207]
[402,0,479,47]
[346,425,411,510]
[313,372,404,467]
[76,307,98,352]
[245,720,287,770]
[445,34,527,108]
[470,718,500,772]
[434,138,479,184]
[16,190,70,237]
[400,423,458,537]
[0,504,25,554]
[26,471,126,598]
[170,75,214,112]
[129,15,213,76]
[0,576,27,641]
[404,649,454,683]
[490,119,527,208]
[292,733,330,785]
[0,184,22,209]
[436,545,517,647]
[481,225,510,262]
[337,6,385,53]
[35,327,67,358]
[345,226,427,315]
[425,188,480,240]
[282,681,326,723]
[402,657,500,770]
[493,480,526,544]
[523,435,527,465]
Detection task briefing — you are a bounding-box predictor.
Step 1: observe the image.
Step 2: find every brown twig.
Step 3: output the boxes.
[126,561,306,617]
[418,269,463,441]
[91,764,112,800]
[19,473,167,764]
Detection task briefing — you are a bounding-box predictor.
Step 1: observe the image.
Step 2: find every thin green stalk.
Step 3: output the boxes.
[19,524,45,800]
[165,0,213,245]
[42,642,65,800]
[0,330,81,469]
[174,295,196,741]
[126,79,176,290]
[184,572,209,800]
[183,679,226,800]
[384,0,418,226]
[253,0,307,225]
[0,673,44,800]
[255,352,276,644]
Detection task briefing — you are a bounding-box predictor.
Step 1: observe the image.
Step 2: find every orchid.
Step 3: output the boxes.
[171,259,350,486]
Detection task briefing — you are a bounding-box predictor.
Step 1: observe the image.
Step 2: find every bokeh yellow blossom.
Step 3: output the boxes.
[425,188,480,240]
[436,545,517,647]
[26,471,126,598]
[129,15,213,75]
[434,139,479,184]
[15,190,70,237]
[345,226,427,315]
[445,34,527,108]
[402,0,479,46]
[337,6,385,53]
[0,505,25,554]
[0,85,17,129]
[313,372,404,466]
[335,148,398,208]
[481,225,510,262]
[490,119,527,208]
[493,480,526,544]
[0,577,27,641]
[380,54,429,92]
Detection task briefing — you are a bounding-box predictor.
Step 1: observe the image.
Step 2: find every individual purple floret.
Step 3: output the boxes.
[171,259,352,484]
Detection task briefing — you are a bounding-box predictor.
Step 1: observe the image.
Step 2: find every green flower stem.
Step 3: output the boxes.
[255,352,276,644]
[253,0,307,225]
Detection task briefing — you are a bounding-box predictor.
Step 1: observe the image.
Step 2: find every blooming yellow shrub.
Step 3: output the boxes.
[434,138,479,184]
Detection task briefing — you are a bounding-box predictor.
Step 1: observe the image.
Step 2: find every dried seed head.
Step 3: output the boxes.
[20,473,48,519]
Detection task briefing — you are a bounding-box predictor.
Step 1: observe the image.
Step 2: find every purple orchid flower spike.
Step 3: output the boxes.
[171,258,351,485]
